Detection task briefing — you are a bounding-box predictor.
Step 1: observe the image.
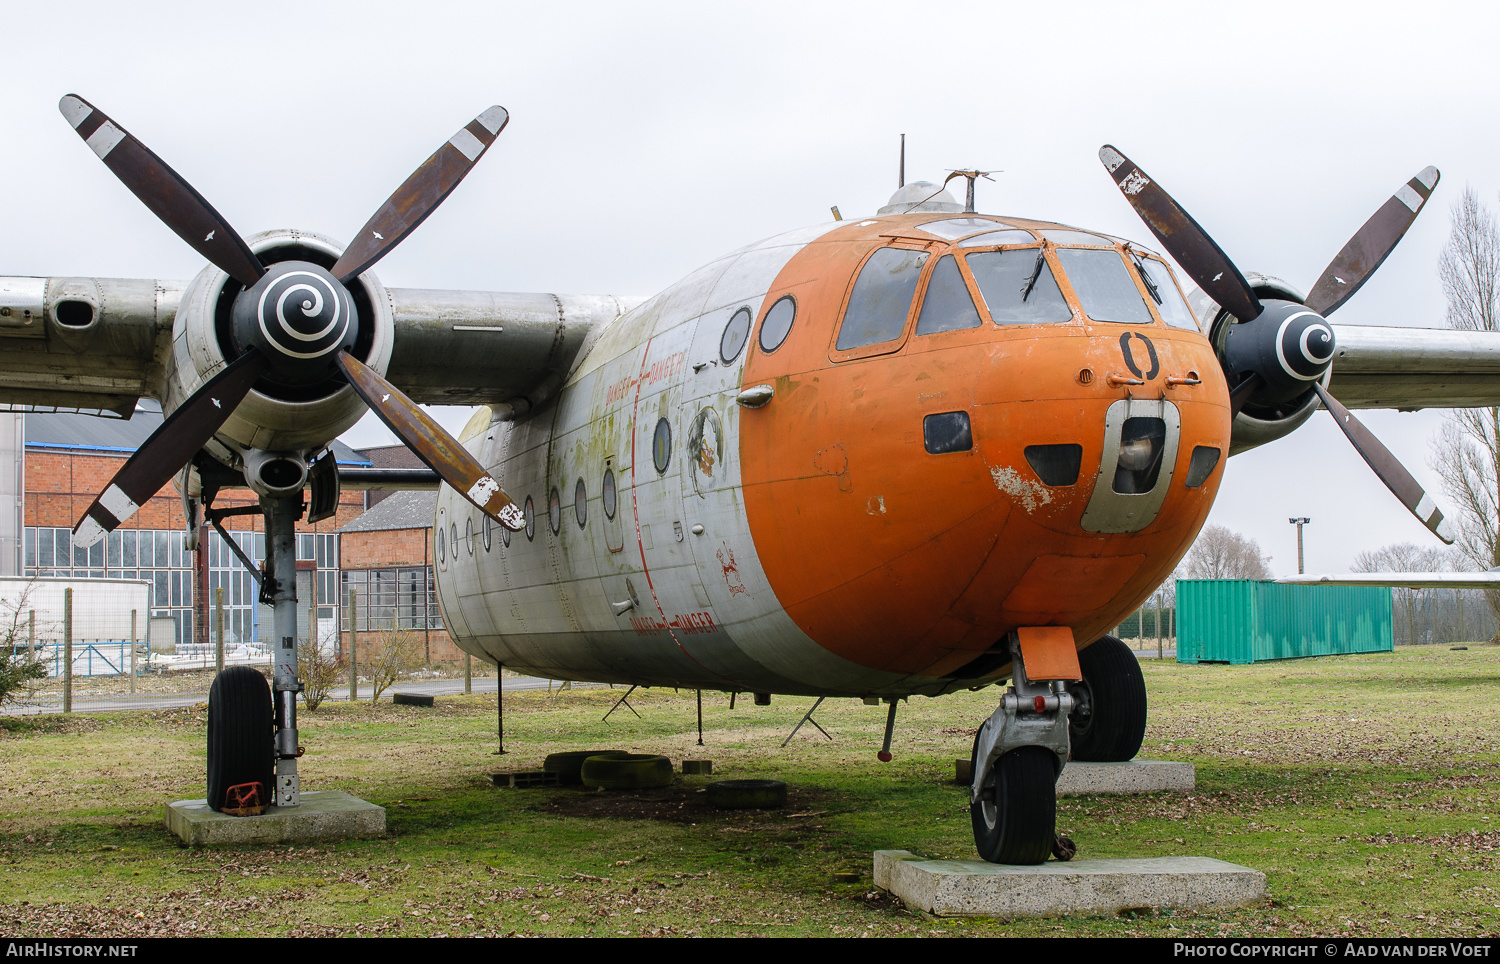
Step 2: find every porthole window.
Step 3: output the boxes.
[720,306,752,363]
[450,523,458,555]
[465,517,474,555]
[575,478,588,528]
[652,418,672,473]
[437,525,446,565]
[482,514,492,551]
[603,467,617,520]
[524,496,535,541]
[758,295,796,353]
[502,517,511,547]
[549,487,562,535]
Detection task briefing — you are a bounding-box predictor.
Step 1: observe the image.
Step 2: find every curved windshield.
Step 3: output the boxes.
[916,255,981,335]
[965,248,1072,325]
[1054,248,1154,324]
[836,247,929,350]
[1136,257,1200,331]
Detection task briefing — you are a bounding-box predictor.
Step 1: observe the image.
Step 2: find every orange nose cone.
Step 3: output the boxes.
[739,220,1228,680]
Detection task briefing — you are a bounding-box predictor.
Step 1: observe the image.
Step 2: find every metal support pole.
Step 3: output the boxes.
[1156,594,1163,660]
[464,653,472,695]
[495,662,506,755]
[129,609,137,695]
[696,689,704,747]
[1289,517,1310,575]
[878,699,898,762]
[603,684,641,721]
[781,696,831,746]
[215,587,225,674]
[347,587,358,701]
[266,495,303,808]
[62,588,72,713]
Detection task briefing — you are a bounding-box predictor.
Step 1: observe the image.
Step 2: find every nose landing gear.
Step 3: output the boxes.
[968,630,1077,864]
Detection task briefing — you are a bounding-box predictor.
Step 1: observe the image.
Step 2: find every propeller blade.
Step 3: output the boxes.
[1099,145,1263,323]
[1228,372,1262,419]
[1305,166,1440,316]
[1312,382,1455,544]
[73,350,270,547]
[330,106,509,285]
[334,351,524,529]
[58,94,266,288]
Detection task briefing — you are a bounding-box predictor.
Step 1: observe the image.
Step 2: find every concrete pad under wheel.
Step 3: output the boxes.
[1057,760,1195,796]
[166,790,386,846]
[875,850,1264,919]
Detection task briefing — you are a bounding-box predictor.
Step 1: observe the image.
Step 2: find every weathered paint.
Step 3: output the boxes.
[436,212,1230,698]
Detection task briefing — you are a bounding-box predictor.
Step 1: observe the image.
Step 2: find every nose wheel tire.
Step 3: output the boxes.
[1068,634,1147,762]
[970,735,1057,865]
[206,667,274,813]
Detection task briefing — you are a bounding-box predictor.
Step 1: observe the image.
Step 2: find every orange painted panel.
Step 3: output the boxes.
[1016,626,1080,681]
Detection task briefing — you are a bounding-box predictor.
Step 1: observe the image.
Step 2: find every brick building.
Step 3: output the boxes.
[336,490,455,663]
[19,403,370,649]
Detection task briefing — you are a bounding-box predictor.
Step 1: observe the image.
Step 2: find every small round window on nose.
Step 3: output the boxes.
[1113,417,1167,494]
[1024,444,1083,486]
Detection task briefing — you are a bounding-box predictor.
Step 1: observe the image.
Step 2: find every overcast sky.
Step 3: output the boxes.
[3,0,1497,577]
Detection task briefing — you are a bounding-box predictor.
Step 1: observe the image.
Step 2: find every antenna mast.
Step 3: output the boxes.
[899,134,905,188]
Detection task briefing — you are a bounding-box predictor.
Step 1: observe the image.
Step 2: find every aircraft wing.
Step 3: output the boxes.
[0,276,633,417]
[1326,324,1500,410]
[1278,572,1500,588]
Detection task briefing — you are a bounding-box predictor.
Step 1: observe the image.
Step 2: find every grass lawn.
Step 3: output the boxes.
[2,646,1498,937]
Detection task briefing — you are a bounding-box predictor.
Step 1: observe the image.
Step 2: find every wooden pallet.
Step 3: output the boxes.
[490,770,560,788]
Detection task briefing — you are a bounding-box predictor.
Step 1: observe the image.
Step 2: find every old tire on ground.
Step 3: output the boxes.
[1068,634,1147,762]
[206,667,274,813]
[578,752,673,790]
[705,779,788,810]
[970,734,1056,865]
[543,750,625,786]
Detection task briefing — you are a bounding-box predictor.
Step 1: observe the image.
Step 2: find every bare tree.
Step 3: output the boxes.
[1429,188,1500,635]
[363,626,423,702]
[1180,525,1274,579]
[1352,543,1457,645]
[0,584,46,707]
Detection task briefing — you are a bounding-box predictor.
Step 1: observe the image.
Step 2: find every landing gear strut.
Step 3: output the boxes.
[205,491,304,812]
[968,633,1074,864]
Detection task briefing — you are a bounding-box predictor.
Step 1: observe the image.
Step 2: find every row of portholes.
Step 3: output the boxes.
[436,466,624,564]
[718,295,797,365]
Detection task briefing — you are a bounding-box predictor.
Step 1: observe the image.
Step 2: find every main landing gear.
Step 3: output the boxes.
[205,492,304,813]
[967,633,1147,863]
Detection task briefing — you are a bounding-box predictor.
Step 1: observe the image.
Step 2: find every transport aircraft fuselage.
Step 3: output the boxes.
[435,210,1229,697]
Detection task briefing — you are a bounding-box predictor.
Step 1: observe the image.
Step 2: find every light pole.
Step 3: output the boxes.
[1289,518,1311,575]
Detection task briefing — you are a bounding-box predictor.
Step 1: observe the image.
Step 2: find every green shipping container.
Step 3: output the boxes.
[1175,579,1393,664]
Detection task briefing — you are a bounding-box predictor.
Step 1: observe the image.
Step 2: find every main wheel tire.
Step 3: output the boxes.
[578,752,673,790]
[1069,634,1147,762]
[970,736,1056,865]
[206,667,274,813]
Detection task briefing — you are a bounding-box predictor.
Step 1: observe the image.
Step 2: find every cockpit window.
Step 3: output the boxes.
[1054,248,1155,325]
[916,255,981,335]
[965,248,1072,326]
[959,229,1036,247]
[917,217,1005,240]
[836,247,929,350]
[1136,257,1200,332]
[1040,229,1113,246]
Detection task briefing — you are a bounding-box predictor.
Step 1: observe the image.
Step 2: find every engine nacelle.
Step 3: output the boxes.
[1208,274,1328,456]
[167,229,394,465]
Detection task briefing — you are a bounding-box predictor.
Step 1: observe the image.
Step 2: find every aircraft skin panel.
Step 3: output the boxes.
[436,213,1240,696]
[437,226,916,695]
